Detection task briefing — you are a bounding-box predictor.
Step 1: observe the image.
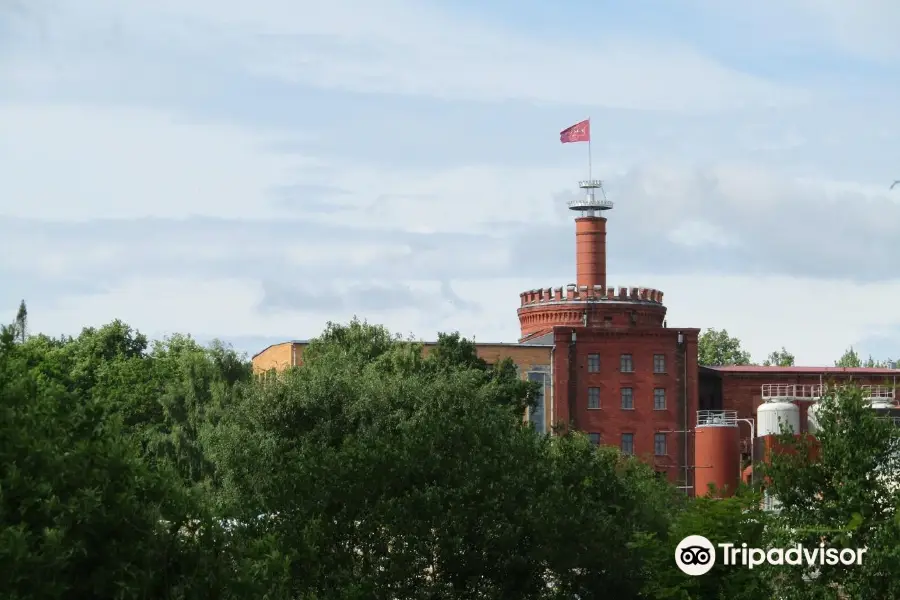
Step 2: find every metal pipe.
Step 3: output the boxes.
[681,332,689,492]
[549,346,555,432]
[736,418,755,486]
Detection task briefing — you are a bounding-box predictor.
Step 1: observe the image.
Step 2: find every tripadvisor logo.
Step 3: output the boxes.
[674,535,867,576]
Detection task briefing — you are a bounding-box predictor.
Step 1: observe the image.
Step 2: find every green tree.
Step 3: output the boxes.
[208,320,675,598]
[6,315,250,490]
[427,331,539,415]
[13,300,26,343]
[834,347,894,368]
[759,385,900,599]
[92,333,251,489]
[835,346,862,367]
[0,325,238,599]
[763,347,795,367]
[637,491,773,599]
[698,329,753,366]
[861,355,895,368]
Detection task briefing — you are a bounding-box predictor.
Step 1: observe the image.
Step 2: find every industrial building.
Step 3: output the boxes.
[252,177,899,496]
[692,382,900,507]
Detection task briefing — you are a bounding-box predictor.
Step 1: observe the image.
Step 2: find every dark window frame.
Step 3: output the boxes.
[653,388,666,410]
[654,433,667,456]
[653,354,666,374]
[588,387,601,409]
[621,387,634,410]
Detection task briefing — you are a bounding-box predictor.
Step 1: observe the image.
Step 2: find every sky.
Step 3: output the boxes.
[1,0,899,365]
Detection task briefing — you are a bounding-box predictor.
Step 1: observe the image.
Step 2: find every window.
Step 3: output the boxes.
[589,433,601,446]
[654,388,666,410]
[653,354,666,373]
[621,387,634,410]
[654,433,667,456]
[587,354,600,373]
[588,387,601,409]
[621,433,634,455]
[620,354,633,372]
[527,372,547,434]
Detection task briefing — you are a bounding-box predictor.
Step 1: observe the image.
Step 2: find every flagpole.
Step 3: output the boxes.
[587,117,592,181]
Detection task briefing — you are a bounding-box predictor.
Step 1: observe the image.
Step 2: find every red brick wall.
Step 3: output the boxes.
[553,325,699,486]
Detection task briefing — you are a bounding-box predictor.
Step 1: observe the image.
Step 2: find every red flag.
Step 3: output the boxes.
[560,119,590,143]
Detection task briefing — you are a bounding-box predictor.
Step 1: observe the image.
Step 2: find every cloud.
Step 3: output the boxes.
[685,0,900,63]
[509,163,900,283]
[257,279,476,315]
[854,329,900,363]
[0,104,317,220]
[7,99,898,254]
[0,217,515,292]
[13,273,900,367]
[762,0,900,61]
[2,0,898,371]
[0,102,575,231]
[4,0,806,112]
[3,152,898,299]
[17,275,494,346]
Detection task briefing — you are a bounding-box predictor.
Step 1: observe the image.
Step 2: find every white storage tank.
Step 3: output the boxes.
[757,400,800,437]
[807,402,821,435]
[809,399,896,435]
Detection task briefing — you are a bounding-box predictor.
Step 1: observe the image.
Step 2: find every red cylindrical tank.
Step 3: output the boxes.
[758,434,820,467]
[694,424,740,497]
[755,434,820,495]
[575,217,606,290]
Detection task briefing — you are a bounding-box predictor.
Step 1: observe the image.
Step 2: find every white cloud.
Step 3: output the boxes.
[20,273,900,367]
[656,274,900,364]
[3,0,898,370]
[6,0,805,111]
[242,32,798,111]
[0,104,318,221]
[25,276,484,343]
[687,0,900,62]
[0,102,578,231]
[282,243,414,268]
[667,220,736,248]
[777,0,900,60]
[3,106,898,277]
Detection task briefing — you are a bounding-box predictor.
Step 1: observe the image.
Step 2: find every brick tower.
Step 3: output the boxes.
[516,169,698,492]
[517,179,667,341]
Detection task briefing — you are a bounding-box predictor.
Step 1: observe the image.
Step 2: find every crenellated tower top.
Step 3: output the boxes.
[516,177,667,341]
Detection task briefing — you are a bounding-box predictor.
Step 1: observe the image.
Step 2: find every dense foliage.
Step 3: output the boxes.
[1,306,897,598]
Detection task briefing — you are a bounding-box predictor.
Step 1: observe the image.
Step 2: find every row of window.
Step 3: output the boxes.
[588,387,667,410]
[587,353,667,374]
[588,432,668,456]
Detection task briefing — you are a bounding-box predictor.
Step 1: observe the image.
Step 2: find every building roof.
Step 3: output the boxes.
[702,365,900,375]
[250,340,310,360]
[520,332,555,345]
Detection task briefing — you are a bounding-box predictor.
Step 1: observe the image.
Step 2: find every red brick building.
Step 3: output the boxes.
[513,180,700,490]
[253,177,899,496]
[700,366,900,465]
